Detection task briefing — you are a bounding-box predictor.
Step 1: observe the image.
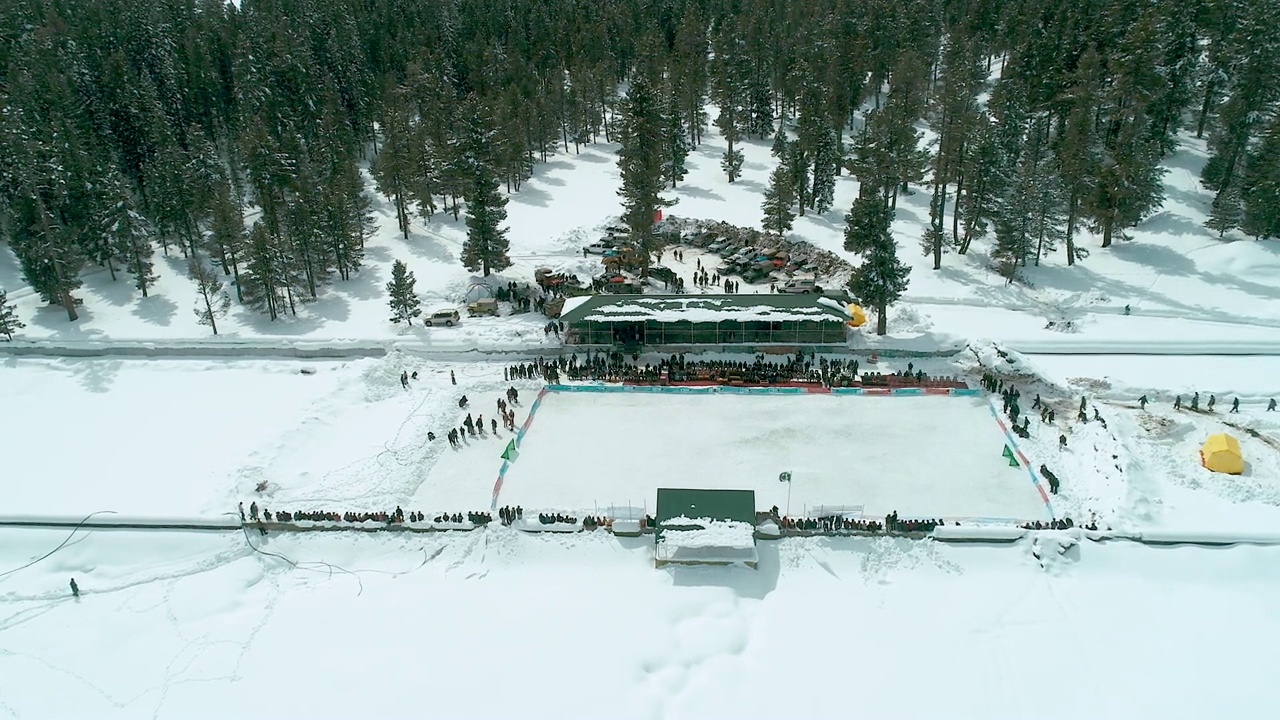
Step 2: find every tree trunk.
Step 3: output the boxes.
[1100,217,1113,248]
[105,256,117,281]
[951,170,964,247]
[876,303,887,335]
[1196,79,1216,139]
[61,289,78,322]
[1065,195,1078,266]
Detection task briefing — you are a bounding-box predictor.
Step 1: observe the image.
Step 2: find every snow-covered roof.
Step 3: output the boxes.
[560,294,851,324]
[658,518,757,549]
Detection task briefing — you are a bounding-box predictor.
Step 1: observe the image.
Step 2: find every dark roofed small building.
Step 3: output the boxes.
[654,488,759,568]
[558,294,851,350]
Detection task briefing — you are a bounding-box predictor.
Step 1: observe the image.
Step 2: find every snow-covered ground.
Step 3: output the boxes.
[2,528,1279,719]
[499,392,1048,521]
[3,109,1279,350]
[3,355,1277,533]
[6,101,1280,717]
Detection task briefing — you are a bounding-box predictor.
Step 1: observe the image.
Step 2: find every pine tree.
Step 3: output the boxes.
[189,259,230,335]
[762,162,797,235]
[0,290,24,341]
[459,98,512,277]
[845,190,910,336]
[712,27,747,183]
[386,259,421,325]
[208,184,247,300]
[1206,186,1243,238]
[239,222,288,320]
[1242,118,1280,239]
[100,181,158,297]
[810,130,839,214]
[616,38,672,273]
[663,86,692,188]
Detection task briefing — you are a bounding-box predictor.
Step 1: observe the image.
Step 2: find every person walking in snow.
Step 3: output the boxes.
[69,578,79,598]
[250,502,259,521]
[1079,396,1087,414]
[1269,399,1277,412]
[400,371,409,389]
[1231,397,1239,413]
[451,370,456,386]
[1138,395,1148,410]
[1174,395,1182,410]
[1208,394,1216,411]
[491,418,498,434]
[1191,392,1199,411]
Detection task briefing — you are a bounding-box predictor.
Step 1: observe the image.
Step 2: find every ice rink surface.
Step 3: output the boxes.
[497,392,1050,520]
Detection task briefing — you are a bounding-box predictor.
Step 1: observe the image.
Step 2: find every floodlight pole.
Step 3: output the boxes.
[787,478,792,518]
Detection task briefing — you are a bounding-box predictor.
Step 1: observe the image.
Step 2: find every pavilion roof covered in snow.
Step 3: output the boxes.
[558,294,851,324]
[559,294,851,347]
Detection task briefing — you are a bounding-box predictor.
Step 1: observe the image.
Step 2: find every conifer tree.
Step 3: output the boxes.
[208,184,247,300]
[459,98,512,277]
[100,179,158,297]
[189,259,231,335]
[711,27,746,182]
[663,86,692,188]
[386,259,421,325]
[1241,118,1280,239]
[810,130,840,214]
[239,222,287,320]
[762,163,796,234]
[0,290,23,341]
[616,38,672,273]
[844,190,910,336]
[1206,186,1243,238]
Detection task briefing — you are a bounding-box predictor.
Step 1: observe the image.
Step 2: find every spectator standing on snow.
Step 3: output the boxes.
[1191,392,1199,411]
[451,370,457,385]
[1208,395,1216,411]
[1174,395,1182,410]
[70,578,79,598]
[1269,399,1277,411]
[250,502,259,521]
[1079,396,1088,414]
[1231,397,1239,413]
[400,371,409,389]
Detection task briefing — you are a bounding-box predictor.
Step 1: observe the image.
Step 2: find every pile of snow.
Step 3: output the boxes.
[659,517,756,549]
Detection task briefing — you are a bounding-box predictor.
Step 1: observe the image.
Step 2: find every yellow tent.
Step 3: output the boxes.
[847,303,867,328]
[1200,433,1244,475]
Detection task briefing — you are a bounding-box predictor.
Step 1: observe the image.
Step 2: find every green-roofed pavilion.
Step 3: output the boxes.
[558,294,850,349]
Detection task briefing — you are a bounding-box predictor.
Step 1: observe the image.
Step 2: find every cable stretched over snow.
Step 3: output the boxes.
[238,523,433,596]
[0,511,118,581]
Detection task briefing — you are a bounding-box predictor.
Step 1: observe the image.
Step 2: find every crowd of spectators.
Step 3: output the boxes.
[557,351,955,389]
[1020,517,1101,531]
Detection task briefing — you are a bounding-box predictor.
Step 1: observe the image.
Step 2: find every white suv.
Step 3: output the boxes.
[426,309,460,327]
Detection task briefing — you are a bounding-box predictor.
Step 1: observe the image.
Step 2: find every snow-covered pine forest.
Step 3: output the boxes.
[1,0,1277,333]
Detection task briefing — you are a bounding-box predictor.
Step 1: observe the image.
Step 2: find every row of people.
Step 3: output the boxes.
[1020,517,1101,531]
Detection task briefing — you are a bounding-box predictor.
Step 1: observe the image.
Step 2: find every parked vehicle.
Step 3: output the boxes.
[707,240,729,253]
[780,278,823,294]
[467,299,498,317]
[426,309,461,326]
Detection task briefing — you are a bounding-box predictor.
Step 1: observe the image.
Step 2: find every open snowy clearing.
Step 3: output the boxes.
[5,354,1280,530]
[3,113,1279,349]
[1,528,1278,719]
[498,392,1049,521]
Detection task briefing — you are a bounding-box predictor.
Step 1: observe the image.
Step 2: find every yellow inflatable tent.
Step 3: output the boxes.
[847,303,867,328]
[1200,433,1244,475]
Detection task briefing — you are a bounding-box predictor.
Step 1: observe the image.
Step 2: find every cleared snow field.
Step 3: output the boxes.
[2,528,1278,719]
[498,392,1050,521]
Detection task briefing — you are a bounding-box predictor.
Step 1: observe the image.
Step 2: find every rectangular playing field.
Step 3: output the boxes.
[495,391,1050,521]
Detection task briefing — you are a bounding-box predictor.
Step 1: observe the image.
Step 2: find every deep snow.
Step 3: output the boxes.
[2,528,1279,719]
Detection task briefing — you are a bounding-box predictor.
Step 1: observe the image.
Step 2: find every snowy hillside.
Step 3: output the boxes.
[3,116,1279,350]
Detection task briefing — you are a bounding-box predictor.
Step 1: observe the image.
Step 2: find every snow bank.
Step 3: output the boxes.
[659,518,756,549]
[930,525,1027,542]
